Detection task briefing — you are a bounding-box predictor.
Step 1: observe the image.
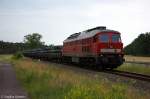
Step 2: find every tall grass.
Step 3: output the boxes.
[11,58,150,99]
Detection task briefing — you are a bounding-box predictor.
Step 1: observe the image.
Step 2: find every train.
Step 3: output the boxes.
[23,26,125,69]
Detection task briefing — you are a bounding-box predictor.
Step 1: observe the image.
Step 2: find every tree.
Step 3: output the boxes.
[24,33,45,49]
[124,32,150,56]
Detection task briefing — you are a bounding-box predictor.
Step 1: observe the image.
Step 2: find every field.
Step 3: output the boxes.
[117,63,150,76]
[125,55,150,63]
[0,55,150,99]
[116,55,150,76]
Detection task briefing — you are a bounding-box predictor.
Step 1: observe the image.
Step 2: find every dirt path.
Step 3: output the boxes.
[0,62,28,99]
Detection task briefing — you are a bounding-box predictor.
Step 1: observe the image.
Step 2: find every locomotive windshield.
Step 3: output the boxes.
[99,34,109,42]
[112,34,121,42]
[99,33,121,43]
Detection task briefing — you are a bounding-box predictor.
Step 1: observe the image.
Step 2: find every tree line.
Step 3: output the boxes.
[0,33,46,54]
[124,32,150,56]
[0,41,28,54]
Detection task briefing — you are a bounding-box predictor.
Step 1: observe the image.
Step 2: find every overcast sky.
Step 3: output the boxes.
[0,0,150,46]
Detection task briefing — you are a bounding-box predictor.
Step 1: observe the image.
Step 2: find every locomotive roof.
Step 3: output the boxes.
[64,26,120,43]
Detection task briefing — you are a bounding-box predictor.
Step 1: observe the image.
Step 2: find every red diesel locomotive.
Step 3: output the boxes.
[23,26,124,69]
[62,26,124,69]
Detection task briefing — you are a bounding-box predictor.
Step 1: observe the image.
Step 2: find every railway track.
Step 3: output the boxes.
[104,70,150,82]
[50,61,150,82]
[30,59,150,82]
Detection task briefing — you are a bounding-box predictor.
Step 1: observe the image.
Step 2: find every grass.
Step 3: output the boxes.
[12,58,150,99]
[0,54,12,62]
[0,55,150,99]
[117,63,150,76]
[121,55,150,75]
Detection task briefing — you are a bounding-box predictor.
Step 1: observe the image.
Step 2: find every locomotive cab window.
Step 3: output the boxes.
[99,34,109,42]
[112,34,121,42]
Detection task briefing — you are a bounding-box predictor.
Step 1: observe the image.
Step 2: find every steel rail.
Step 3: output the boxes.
[104,70,150,82]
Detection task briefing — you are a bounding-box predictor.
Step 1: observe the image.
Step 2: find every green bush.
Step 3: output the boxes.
[12,52,23,59]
